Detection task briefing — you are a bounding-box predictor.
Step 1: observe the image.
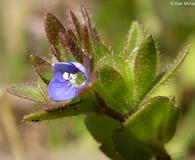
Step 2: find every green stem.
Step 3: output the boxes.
[94,92,127,122]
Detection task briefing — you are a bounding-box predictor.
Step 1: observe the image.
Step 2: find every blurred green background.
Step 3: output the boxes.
[0,0,195,159]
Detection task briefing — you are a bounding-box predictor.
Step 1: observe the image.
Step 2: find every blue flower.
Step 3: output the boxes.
[48,62,90,101]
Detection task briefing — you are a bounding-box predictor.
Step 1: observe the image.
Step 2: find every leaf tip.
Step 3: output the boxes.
[23,114,40,123]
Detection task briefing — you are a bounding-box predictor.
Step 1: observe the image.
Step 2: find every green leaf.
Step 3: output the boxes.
[44,12,66,61]
[85,114,121,160]
[96,55,133,91]
[113,96,179,160]
[144,45,191,99]
[134,34,158,103]
[30,54,49,67]
[23,96,96,122]
[7,82,48,102]
[31,54,53,84]
[123,21,145,58]
[93,42,110,61]
[95,55,133,113]
[37,78,48,98]
[34,65,53,84]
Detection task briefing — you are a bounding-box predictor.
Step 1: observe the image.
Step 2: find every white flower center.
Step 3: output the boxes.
[63,71,85,87]
[63,72,77,84]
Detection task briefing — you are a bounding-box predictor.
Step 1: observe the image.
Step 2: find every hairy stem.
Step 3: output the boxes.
[95,92,127,122]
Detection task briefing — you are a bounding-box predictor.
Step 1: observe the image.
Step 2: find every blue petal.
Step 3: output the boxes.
[53,71,66,82]
[48,62,90,101]
[53,62,78,74]
[48,79,78,101]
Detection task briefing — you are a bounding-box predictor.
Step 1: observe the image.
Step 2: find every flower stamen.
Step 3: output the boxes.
[63,72,84,87]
